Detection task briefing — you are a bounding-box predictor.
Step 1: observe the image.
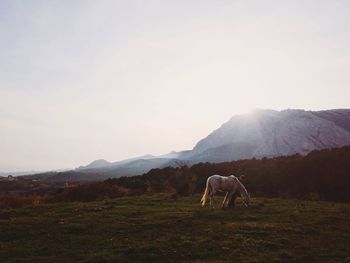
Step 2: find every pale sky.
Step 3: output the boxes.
[1,1,350,172]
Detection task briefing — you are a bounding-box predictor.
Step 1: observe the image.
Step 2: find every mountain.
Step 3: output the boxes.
[24,109,350,182]
[37,158,182,182]
[189,109,350,162]
[75,108,350,176]
[78,154,155,170]
[0,170,41,177]
[0,169,70,177]
[79,159,112,169]
[312,109,350,133]
[86,157,180,176]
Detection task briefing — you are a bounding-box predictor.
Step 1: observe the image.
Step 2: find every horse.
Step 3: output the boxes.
[200,174,251,208]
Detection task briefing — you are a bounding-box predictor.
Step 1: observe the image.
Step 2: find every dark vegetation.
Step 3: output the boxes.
[1,146,350,209]
[1,195,350,263]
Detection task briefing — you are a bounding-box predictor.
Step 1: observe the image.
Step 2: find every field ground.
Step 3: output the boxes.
[1,195,350,263]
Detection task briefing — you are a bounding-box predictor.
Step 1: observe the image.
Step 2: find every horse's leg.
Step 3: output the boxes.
[228,193,239,208]
[222,192,229,209]
[209,191,216,208]
[224,192,231,208]
[226,192,235,208]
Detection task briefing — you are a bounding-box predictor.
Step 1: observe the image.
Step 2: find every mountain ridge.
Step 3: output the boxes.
[24,108,350,181]
[190,109,350,162]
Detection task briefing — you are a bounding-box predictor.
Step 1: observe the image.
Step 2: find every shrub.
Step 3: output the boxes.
[0,193,42,209]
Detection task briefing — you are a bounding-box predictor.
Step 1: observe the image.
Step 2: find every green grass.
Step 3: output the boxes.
[1,195,350,263]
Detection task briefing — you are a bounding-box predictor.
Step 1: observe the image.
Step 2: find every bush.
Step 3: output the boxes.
[0,193,42,209]
[304,192,320,201]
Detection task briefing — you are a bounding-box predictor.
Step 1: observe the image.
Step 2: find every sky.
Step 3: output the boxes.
[1,0,350,172]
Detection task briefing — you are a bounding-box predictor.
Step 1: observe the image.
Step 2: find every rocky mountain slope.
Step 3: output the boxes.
[25,109,350,181]
[189,109,350,162]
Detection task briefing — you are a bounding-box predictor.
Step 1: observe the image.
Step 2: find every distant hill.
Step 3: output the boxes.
[312,109,350,133]
[78,154,155,170]
[0,170,42,177]
[25,109,350,181]
[29,158,183,182]
[188,109,350,163]
[79,159,111,169]
[79,157,182,179]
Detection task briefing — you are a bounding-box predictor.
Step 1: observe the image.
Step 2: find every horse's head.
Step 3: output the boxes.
[239,174,246,181]
[242,193,251,207]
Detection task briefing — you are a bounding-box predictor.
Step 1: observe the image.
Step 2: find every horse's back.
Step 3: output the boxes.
[207,174,238,192]
[207,175,223,189]
[208,174,225,183]
[208,174,223,180]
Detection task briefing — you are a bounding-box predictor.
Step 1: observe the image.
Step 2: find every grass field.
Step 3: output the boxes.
[1,195,350,263]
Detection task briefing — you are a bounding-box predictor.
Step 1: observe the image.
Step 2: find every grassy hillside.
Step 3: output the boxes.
[1,195,350,263]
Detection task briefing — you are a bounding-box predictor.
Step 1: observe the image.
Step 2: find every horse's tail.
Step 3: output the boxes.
[200,178,211,207]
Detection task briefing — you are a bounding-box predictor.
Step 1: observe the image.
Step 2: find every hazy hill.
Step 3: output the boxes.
[24,109,350,181]
[78,154,155,170]
[312,109,350,133]
[189,109,350,163]
[40,158,182,182]
[79,159,111,169]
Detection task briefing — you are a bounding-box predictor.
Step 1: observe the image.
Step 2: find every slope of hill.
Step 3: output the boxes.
[312,109,350,133]
[24,109,350,181]
[39,158,182,182]
[83,109,350,168]
[189,109,350,162]
[79,159,112,169]
[78,154,156,170]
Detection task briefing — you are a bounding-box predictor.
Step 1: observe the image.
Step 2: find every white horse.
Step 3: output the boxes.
[200,174,251,208]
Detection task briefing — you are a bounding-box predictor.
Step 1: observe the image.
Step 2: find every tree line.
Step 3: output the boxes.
[1,145,350,209]
[50,145,350,202]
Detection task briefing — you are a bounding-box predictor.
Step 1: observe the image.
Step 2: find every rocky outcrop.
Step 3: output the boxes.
[190,109,350,162]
